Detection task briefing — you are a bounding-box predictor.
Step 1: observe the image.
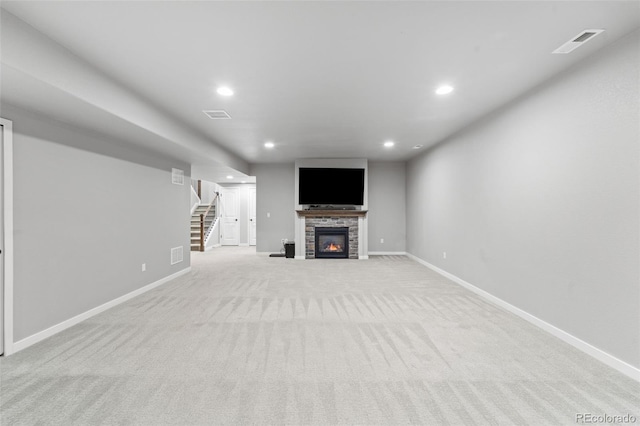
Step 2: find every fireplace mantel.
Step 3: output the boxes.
[296,210,368,217]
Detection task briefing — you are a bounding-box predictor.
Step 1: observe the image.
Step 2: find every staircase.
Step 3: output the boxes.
[190,204,215,251]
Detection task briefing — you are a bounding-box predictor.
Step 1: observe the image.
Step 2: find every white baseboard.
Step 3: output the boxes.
[406,253,640,382]
[10,267,191,355]
[368,251,407,256]
[295,255,306,260]
[239,243,250,247]
[358,255,369,260]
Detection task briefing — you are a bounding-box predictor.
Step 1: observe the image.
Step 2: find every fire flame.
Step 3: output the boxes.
[326,243,342,251]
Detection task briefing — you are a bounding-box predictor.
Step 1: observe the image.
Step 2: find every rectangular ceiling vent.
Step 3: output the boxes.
[573,32,597,43]
[171,246,184,265]
[552,29,605,54]
[203,110,232,119]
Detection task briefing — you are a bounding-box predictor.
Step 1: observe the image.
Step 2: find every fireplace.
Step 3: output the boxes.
[315,227,349,259]
[298,210,365,259]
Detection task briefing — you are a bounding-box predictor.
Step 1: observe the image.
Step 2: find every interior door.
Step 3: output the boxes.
[1,124,4,355]
[220,187,240,246]
[249,188,256,246]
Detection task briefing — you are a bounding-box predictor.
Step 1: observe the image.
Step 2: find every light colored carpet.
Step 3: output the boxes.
[1,247,638,425]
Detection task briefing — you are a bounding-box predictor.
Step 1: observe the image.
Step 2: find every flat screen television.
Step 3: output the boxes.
[298,167,365,206]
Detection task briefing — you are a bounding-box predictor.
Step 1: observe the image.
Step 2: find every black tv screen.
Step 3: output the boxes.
[299,168,365,205]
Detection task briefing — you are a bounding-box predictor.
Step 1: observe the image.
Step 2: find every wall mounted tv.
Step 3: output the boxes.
[298,167,365,206]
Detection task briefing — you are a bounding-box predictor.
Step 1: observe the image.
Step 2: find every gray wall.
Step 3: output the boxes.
[199,180,218,205]
[406,31,639,367]
[368,162,406,253]
[6,107,191,342]
[252,161,407,254]
[250,163,295,253]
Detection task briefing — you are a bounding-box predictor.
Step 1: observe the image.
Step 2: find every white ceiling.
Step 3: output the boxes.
[2,1,639,168]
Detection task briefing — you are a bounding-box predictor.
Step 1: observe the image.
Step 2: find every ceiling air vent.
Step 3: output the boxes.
[552,29,604,54]
[203,110,232,119]
[573,32,597,43]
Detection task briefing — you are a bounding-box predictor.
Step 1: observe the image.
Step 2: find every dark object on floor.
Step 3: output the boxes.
[285,242,295,258]
[269,253,285,257]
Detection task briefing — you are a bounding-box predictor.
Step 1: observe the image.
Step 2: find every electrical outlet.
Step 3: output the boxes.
[380,238,384,244]
[443,252,447,259]
[141,263,146,272]
[267,212,271,218]
[281,238,288,245]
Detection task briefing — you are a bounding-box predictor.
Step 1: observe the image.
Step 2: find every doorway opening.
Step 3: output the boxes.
[218,180,257,247]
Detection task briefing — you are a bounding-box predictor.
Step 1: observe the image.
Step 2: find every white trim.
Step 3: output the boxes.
[10,267,191,354]
[358,255,369,260]
[248,186,257,247]
[368,251,407,256]
[406,252,640,381]
[239,243,250,247]
[204,217,219,248]
[1,118,14,356]
[295,212,306,258]
[358,215,368,259]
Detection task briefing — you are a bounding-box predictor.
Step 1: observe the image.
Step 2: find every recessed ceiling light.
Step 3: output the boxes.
[384,141,395,148]
[216,86,234,96]
[435,85,454,95]
[264,141,275,148]
[413,144,424,149]
[226,175,233,179]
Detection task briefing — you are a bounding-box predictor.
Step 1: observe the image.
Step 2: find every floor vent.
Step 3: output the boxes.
[552,29,604,54]
[203,110,232,119]
[171,246,184,265]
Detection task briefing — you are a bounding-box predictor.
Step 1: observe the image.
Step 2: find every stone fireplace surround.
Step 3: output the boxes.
[296,209,368,259]
[306,216,358,259]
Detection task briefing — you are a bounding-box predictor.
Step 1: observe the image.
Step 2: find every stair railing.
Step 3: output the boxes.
[199,191,220,251]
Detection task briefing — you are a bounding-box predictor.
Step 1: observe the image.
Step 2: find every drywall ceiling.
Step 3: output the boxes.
[2,1,639,165]
[1,63,253,181]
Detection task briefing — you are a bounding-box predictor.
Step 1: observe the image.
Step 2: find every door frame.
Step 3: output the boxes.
[1,118,15,356]
[248,186,256,246]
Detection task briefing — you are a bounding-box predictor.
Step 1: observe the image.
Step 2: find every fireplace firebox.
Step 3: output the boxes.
[315,227,349,259]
